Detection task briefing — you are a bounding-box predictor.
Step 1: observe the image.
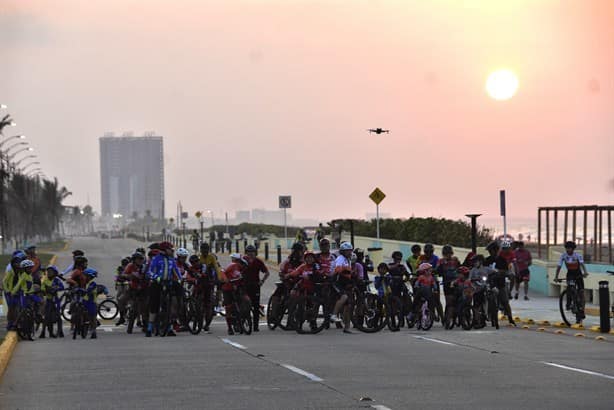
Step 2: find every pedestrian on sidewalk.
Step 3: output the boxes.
[513,241,532,300]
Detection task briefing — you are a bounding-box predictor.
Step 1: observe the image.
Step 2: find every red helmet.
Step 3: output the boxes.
[158,241,174,250]
[458,266,470,276]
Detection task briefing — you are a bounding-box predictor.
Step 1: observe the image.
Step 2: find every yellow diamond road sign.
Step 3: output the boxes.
[369,188,386,205]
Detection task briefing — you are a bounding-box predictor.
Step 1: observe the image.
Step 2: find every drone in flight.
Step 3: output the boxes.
[367,128,390,135]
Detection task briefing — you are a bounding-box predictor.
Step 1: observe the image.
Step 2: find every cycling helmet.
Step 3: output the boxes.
[189,255,200,263]
[121,257,130,266]
[230,253,242,260]
[20,259,35,269]
[319,238,330,245]
[245,245,257,253]
[377,262,388,271]
[83,268,98,278]
[158,241,173,250]
[564,241,576,249]
[500,240,512,249]
[74,255,88,267]
[46,265,59,275]
[25,245,36,251]
[417,263,432,272]
[132,252,145,260]
[391,251,403,260]
[292,242,305,252]
[486,241,500,252]
[354,248,364,256]
[424,243,434,253]
[12,250,26,259]
[148,242,160,250]
[176,248,190,258]
[411,244,421,253]
[457,266,470,276]
[135,247,146,254]
[72,249,85,256]
[442,245,453,255]
[339,242,353,251]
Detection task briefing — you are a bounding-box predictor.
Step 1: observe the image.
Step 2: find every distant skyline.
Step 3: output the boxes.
[1,0,613,224]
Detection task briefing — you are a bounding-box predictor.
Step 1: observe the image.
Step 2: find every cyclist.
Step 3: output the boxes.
[554,241,589,324]
[124,252,149,333]
[513,241,532,300]
[13,259,42,316]
[286,251,325,328]
[437,245,461,327]
[243,245,270,332]
[330,241,354,333]
[354,249,372,281]
[499,241,516,299]
[199,242,223,313]
[406,244,422,274]
[187,254,215,332]
[450,266,473,326]
[24,245,42,279]
[146,241,181,337]
[62,250,85,275]
[114,257,131,326]
[469,254,494,325]
[82,268,99,339]
[373,263,391,299]
[2,253,26,331]
[66,256,88,289]
[408,263,436,323]
[40,266,65,338]
[221,253,249,335]
[485,241,516,326]
[316,238,335,276]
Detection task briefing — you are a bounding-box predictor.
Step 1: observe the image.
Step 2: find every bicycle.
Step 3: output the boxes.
[294,280,330,334]
[352,281,387,333]
[97,285,119,320]
[14,296,38,341]
[70,289,90,340]
[266,281,293,330]
[556,277,585,327]
[407,292,435,331]
[156,281,175,337]
[228,278,252,335]
[126,289,148,334]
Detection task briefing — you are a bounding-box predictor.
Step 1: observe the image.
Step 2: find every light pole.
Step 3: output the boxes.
[0,135,26,149]
[465,214,482,253]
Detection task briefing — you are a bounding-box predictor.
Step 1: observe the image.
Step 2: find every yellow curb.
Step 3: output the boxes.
[0,331,19,380]
[595,336,606,341]
[538,320,551,326]
[523,319,535,325]
[522,325,530,329]
[555,329,565,334]
[513,316,521,321]
[537,327,546,332]
[574,333,586,337]
[589,326,601,333]
[49,255,57,266]
[571,324,585,330]
[554,322,569,328]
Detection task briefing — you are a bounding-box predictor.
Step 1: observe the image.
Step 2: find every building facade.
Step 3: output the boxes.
[99,133,164,219]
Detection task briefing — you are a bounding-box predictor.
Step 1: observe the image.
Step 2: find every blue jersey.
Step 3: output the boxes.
[148,254,181,281]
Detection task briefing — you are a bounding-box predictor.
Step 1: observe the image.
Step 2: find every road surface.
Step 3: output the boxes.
[1,237,613,410]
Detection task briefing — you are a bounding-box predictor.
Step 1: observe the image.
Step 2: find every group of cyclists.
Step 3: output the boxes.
[2,236,590,340]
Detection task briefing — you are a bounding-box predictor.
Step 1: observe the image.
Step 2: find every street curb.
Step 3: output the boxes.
[48,255,57,266]
[0,331,18,381]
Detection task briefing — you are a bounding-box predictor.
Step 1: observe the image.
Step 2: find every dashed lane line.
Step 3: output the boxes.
[280,364,324,382]
[221,338,247,350]
[540,362,614,381]
[413,335,458,346]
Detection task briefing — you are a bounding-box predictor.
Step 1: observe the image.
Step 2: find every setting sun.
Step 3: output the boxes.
[486,69,519,100]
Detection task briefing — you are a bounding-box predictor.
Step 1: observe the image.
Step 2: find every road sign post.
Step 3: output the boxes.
[369,188,386,240]
[279,195,292,248]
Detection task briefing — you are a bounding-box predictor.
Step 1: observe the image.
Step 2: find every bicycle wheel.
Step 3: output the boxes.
[488,295,499,329]
[17,310,35,341]
[61,301,72,322]
[187,300,203,335]
[98,299,119,320]
[559,289,573,327]
[295,299,307,334]
[356,294,386,333]
[420,306,434,331]
[126,304,136,334]
[472,307,486,330]
[239,299,253,335]
[460,306,473,330]
[387,296,403,332]
[444,306,455,330]
[266,294,279,330]
[72,306,83,340]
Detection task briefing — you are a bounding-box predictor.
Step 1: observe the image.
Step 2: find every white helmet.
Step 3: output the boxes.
[339,242,353,251]
[20,259,35,269]
[176,248,190,257]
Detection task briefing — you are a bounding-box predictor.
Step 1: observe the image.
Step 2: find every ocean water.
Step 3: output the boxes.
[479,217,611,243]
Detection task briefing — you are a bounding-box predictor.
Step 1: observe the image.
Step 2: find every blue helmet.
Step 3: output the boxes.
[46,265,60,275]
[83,268,98,278]
[339,242,353,251]
[12,250,26,260]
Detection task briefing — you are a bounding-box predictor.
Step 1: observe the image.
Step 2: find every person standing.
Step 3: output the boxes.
[513,241,532,300]
[243,245,270,332]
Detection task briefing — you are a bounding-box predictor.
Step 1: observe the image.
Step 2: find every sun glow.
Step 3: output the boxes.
[486,69,519,101]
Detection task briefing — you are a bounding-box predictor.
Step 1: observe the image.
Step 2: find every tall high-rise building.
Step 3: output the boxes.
[99,133,165,219]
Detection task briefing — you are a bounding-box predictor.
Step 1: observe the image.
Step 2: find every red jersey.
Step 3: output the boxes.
[69,268,86,288]
[221,263,243,291]
[513,248,532,272]
[415,274,436,288]
[317,252,335,276]
[125,262,147,290]
[242,256,268,284]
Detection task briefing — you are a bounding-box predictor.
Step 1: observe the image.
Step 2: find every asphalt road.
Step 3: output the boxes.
[1,238,613,410]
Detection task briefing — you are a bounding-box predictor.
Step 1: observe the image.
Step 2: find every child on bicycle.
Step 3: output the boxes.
[554,241,589,324]
[409,263,436,322]
[373,263,391,299]
[451,266,474,326]
[2,253,25,331]
[40,266,65,338]
[82,268,99,339]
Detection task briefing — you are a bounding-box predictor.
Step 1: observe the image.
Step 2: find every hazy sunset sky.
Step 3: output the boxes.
[1,0,613,224]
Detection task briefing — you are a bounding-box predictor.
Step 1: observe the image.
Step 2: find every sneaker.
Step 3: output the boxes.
[214,306,223,314]
[330,314,342,323]
[514,293,519,300]
[203,326,210,332]
[524,296,529,301]
[90,332,97,339]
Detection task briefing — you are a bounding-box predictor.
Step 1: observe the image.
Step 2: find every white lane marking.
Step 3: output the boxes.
[541,362,614,381]
[281,364,324,382]
[103,328,113,332]
[413,335,457,346]
[371,405,393,410]
[221,338,247,350]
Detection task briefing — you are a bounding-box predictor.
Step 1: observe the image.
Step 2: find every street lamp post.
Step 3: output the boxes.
[465,214,482,253]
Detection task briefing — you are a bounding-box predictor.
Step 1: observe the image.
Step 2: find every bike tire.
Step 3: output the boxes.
[187,300,203,335]
[488,296,499,329]
[17,310,35,341]
[98,299,119,320]
[460,306,473,330]
[126,304,135,334]
[266,294,279,330]
[387,297,403,332]
[559,289,573,327]
[420,307,434,331]
[444,306,455,330]
[72,306,82,340]
[356,294,386,333]
[473,308,486,330]
[239,299,253,335]
[61,301,72,322]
